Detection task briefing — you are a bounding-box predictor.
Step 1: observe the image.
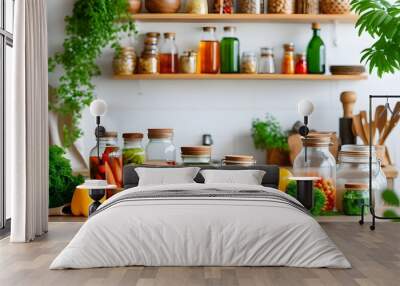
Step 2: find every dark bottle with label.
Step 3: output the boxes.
[307,23,326,74]
[220,26,240,73]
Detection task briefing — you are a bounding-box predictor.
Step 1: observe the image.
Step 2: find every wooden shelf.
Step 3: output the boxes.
[113,74,367,81]
[128,13,358,23]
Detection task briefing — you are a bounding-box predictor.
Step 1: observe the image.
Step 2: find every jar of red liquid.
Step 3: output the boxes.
[160,32,179,74]
[146,128,177,165]
[295,52,308,74]
[89,132,123,196]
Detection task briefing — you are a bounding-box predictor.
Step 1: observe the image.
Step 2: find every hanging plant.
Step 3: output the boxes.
[49,0,137,147]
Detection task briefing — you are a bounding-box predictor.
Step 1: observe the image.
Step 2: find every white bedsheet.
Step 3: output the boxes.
[50,183,351,269]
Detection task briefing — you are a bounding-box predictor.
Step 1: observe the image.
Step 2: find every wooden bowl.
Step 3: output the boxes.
[128,0,142,14]
[145,0,181,13]
[330,65,365,75]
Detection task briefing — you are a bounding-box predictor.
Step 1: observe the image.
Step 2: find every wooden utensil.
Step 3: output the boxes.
[379,102,400,144]
[352,114,368,144]
[375,105,387,139]
[359,110,370,144]
[340,91,357,118]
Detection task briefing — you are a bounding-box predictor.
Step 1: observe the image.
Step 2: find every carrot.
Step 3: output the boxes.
[105,161,117,186]
[111,157,123,187]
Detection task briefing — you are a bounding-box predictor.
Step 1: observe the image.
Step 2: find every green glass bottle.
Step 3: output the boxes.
[307,23,326,74]
[220,26,240,73]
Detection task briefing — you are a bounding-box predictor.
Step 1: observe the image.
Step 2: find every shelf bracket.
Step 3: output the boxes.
[332,20,339,47]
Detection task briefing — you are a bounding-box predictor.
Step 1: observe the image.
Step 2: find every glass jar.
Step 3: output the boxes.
[214,0,234,13]
[199,27,220,74]
[259,47,275,74]
[146,129,177,165]
[336,145,387,211]
[293,133,337,211]
[122,133,145,166]
[89,132,123,190]
[113,46,137,75]
[343,183,369,216]
[241,52,257,74]
[180,50,197,74]
[296,0,319,14]
[295,52,307,74]
[220,26,240,74]
[237,0,261,14]
[268,0,295,14]
[187,0,208,14]
[160,32,179,74]
[139,50,159,74]
[181,146,212,165]
[282,43,295,74]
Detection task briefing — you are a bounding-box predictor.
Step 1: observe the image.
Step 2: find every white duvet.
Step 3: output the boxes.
[50,183,351,269]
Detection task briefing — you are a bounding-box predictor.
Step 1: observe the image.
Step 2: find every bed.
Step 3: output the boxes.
[50,165,351,269]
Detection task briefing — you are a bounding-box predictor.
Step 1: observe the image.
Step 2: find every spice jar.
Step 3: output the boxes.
[268,0,295,14]
[122,133,145,166]
[293,133,337,211]
[180,50,197,74]
[343,183,369,216]
[89,132,123,193]
[214,0,234,14]
[146,128,177,165]
[160,32,179,74]
[296,0,319,14]
[336,145,387,211]
[113,46,137,75]
[295,52,308,74]
[237,0,261,14]
[241,52,257,74]
[259,47,275,74]
[139,50,159,74]
[187,0,208,14]
[282,43,295,74]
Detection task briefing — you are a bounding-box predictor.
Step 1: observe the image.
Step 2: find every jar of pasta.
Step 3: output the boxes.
[241,52,257,74]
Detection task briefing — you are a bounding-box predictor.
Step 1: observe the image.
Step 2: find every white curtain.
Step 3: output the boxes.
[9,0,49,242]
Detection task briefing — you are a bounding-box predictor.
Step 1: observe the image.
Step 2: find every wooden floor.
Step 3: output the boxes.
[0,222,399,286]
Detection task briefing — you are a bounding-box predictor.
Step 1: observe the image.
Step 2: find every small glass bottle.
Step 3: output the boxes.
[241,52,258,74]
[307,22,326,74]
[122,133,145,166]
[220,26,240,74]
[199,27,220,74]
[146,129,177,165]
[89,132,123,192]
[160,32,179,74]
[295,52,308,74]
[282,43,295,74]
[259,47,275,74]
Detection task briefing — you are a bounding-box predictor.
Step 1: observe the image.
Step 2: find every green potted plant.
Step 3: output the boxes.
[252,114,290,166]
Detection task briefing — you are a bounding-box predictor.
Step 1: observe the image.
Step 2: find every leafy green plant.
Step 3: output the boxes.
[49,0,136,147]
[381,189,400,221]
[252,114,289,151]
[49,145,84,208]
[351,0,400,77]
[286,180,326,216]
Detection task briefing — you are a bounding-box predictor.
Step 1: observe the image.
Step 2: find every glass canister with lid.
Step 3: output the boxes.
[336,145,387,211]
[343,183,369,216]
[89,131,123,190]
[293,133,337,211]
[122,133,145,166]
[146,128,177,165]
[259,47,275,74]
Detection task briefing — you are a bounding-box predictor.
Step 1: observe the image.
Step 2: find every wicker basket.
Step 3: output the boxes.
[320,0,351,14]
[268,0,295,14]
[296,0,319,14]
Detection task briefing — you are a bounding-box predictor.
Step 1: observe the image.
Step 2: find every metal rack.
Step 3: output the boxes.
[359,95,400,230]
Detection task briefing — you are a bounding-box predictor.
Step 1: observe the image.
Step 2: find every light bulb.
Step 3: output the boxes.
[89,99,107,117]
[298,100,314,117]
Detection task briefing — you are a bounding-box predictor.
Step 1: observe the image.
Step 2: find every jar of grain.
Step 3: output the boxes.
[296,0,319,14]
[180,50,197,74]
[237,0,261,14]
[241,52,257,74]
[113,46,137,75]
[268,0,295,14]
[187,0,208,14]
[139,50,159,74]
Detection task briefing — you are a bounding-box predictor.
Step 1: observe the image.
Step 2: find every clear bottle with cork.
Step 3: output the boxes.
[282,43,295,74]
[199,26,220,74]
[307,22,326,74]
[160,32,179,74]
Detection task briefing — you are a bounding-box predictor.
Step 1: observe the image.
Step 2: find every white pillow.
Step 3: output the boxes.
[200,169,266,185]
[136,167,200,186]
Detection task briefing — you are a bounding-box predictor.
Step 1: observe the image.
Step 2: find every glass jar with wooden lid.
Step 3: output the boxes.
[222,155,256,166]
[180,50,197,74]
[268,0,295,14]
[199,26,220,74]
[113,46,137,76]
[139,50,159,74]
[122,133,145,166]
[181,146,212,165]
[146,128,176,165]
[293,132,337,211]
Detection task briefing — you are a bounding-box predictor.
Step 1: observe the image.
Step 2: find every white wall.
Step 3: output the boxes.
[47,1,400,186]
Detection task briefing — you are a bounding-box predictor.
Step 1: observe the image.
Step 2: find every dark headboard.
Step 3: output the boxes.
[123,165,280,190]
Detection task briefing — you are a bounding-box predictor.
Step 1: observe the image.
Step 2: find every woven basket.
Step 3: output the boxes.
[320,0,350,14]
[268,0,295,14]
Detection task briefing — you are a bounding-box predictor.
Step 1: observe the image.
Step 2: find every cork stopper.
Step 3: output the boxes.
[312,22,321,30]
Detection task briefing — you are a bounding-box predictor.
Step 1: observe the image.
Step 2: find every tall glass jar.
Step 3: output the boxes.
[293,133,337,211]
[146,129,177,165]
[160,32,179,74]
[89,132,123,192]
[282,43,295,74]
[122,133,145,166]
[336,145,387,211]
[220,26,240,74]
[199,26,220,74]
[259,47,275,74]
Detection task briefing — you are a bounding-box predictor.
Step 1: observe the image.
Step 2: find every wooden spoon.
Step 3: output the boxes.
[375,105,387,139]
[380,112,400,144]
[360,110,370,144]
[353,113,368,144]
